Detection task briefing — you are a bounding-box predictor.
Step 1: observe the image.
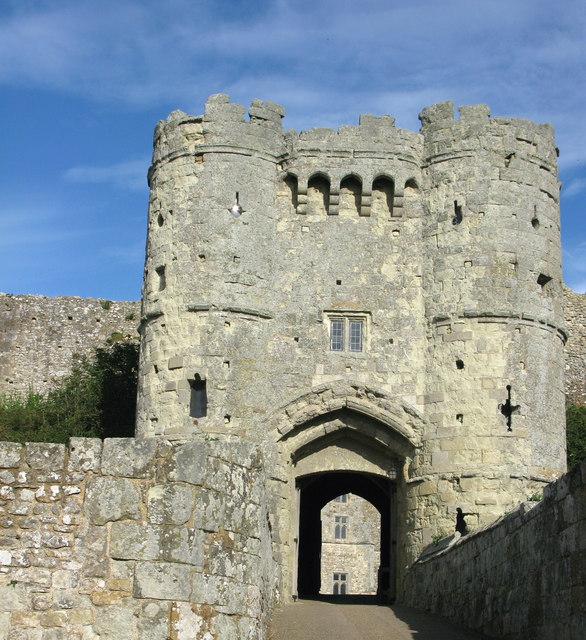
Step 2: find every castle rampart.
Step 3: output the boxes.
[0,437,276,640]
[402,459,586,639]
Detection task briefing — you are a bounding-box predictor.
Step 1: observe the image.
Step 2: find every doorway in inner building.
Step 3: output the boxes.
[296,471,395,601]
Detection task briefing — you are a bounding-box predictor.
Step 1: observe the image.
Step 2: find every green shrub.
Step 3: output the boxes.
[0,342,139,443]
[566,404,586,470]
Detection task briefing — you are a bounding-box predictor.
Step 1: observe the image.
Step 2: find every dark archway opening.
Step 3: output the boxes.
[296,471,395,602]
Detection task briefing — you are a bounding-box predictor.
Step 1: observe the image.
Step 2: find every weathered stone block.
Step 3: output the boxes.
[110,522,203,567]
[192,574,247,616]
[134,561,192,600]
[110,522,161,561]
[101,438,158,478]
[0,442,23,468]
[84,477,141,525]
[24,443,66,470]
[137,616,168,640]
[68,438,102,473]
[166,443,207,486]
[147,483,194,525]
[168,356,184,369]
[92,605,136,640]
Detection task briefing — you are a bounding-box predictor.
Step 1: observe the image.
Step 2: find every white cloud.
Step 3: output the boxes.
[64,159,149,191]
[0,208,88,248]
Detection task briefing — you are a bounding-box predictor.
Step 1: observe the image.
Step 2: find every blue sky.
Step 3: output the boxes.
[1,0,585,300]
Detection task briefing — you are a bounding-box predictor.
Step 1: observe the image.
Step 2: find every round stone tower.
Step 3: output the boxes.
[136,94,287,438]
[418,101,566,530]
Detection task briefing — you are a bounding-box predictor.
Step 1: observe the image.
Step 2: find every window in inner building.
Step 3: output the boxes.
[333,572,348,595]
[335,493,348,503]
[334,515,348,540]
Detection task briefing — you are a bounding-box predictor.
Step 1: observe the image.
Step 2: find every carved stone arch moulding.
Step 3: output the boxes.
[267,380,426,461]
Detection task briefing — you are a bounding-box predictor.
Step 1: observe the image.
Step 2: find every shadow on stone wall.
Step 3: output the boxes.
[402,460,586,639]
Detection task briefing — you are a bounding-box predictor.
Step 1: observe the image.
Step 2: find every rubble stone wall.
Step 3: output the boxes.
[0,294,140,396]
[564,286,586,405]
[0,437,278,640]
[402,459,586,640]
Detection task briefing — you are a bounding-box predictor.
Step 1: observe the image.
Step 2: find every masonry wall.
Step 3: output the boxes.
[0,437,279,640]
[564,286,586,405]
[402,459,586,639]
[0,294,140,395]
[1,288,583,406]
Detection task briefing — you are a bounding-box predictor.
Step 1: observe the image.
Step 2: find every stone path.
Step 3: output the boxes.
[269,597,489,640]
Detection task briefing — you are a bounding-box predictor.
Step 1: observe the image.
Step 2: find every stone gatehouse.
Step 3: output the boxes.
[136,94,568,601]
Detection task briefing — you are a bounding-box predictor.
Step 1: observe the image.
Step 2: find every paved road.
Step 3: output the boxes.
[269,597,489,640]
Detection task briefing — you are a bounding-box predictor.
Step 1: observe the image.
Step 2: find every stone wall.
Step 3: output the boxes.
[402,459,586,639]
[0,294,140,395]
[564,286,586,405]
[0,437,278,640]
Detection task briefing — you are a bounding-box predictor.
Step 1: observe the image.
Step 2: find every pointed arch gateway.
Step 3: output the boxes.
[269,382,425,602]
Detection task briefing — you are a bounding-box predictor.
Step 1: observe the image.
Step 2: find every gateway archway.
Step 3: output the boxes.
[296,471,396,600]
[269,382,426,603]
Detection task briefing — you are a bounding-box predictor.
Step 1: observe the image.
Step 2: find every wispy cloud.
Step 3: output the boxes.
[563,243,586,293]
[0,208,89,248]
[562,178,586,198]
[64,158,149,191]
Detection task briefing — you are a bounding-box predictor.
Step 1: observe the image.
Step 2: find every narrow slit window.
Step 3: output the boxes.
[453,201,463,225]
[156,266,166,291]
[189,375,207,418]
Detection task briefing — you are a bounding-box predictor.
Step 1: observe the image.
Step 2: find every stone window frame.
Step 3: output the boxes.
[332,571,348,595]
[324,311,370,354]
[334,515,348,540]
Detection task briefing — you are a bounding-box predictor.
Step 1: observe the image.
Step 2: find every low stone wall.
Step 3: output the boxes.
[0,438,278,640]
[402,460,586,639]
